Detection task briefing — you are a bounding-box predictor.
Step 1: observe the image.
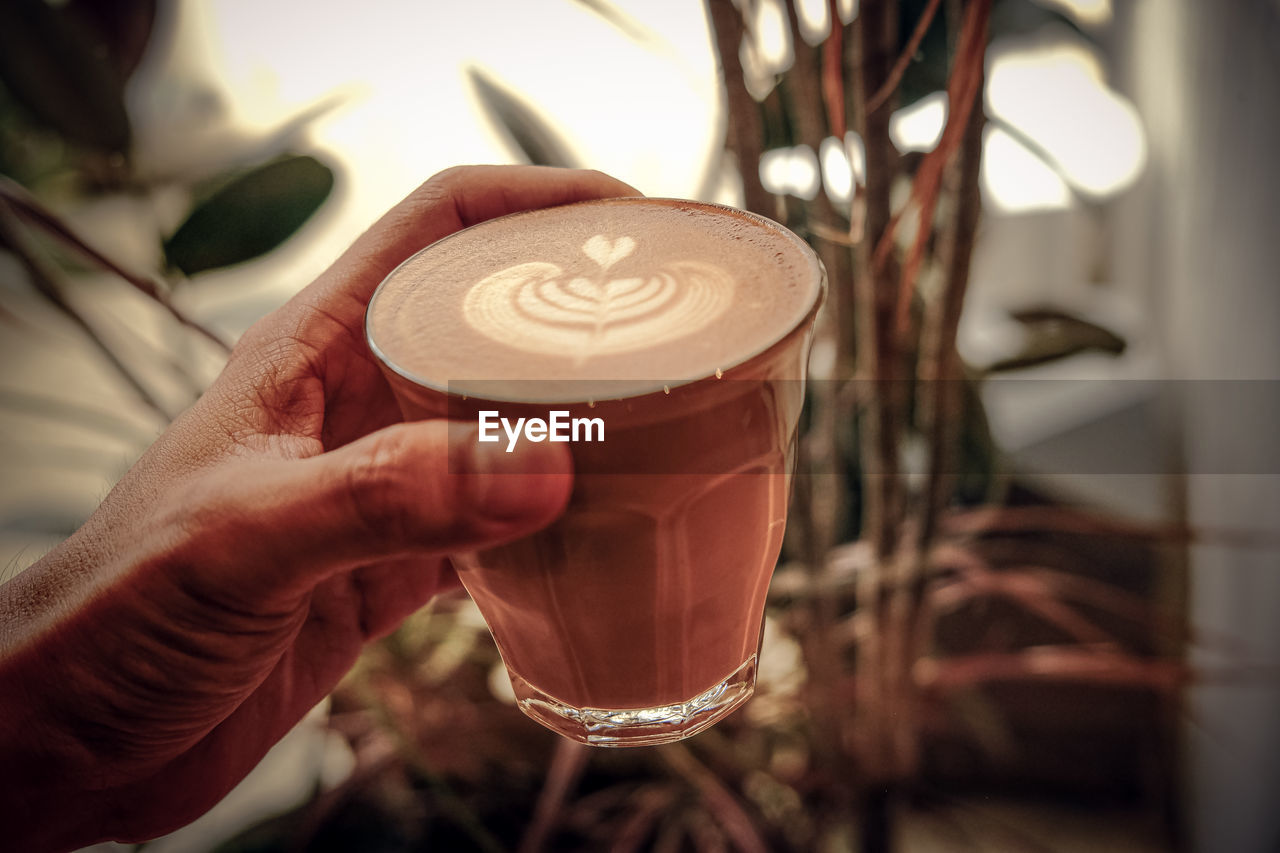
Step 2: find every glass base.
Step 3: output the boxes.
[510,656,757,747]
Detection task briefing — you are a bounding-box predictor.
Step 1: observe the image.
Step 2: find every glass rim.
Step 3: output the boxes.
[365,196,827,404]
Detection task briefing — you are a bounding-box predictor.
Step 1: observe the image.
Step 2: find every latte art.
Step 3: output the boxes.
[365,197,823,397]
[463,236,736,359]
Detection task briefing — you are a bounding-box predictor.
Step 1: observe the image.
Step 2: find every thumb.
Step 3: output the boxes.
[184,420,573,601]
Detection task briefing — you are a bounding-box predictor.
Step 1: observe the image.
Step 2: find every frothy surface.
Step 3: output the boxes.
[367,198,821,399]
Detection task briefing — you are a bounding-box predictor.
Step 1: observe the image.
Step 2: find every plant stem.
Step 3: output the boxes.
[866,0,944,114]
[882,0,991,825]
[518,739,588,853]
[917,71,985,548]
[859,786,894,853]
[823,0,847,139]
[850,4,900,817]
[0,205,174,423]
[852,0,904,564]
[784,0,858,372]
[0,177,232,354]
[351,676,507,853]
[659,744,769,853]
[705,0,773,216]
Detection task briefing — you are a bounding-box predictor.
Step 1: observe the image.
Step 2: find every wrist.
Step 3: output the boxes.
[0,666,111,852]
[0,551,127,852]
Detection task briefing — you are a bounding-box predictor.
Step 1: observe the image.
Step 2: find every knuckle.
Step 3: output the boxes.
[418,166,468,202]
[428,164,471,186]
[399,169,469,231]
[344,431,413,542]
[342,428,444,545]
[223,304,303,376]
[226,318,270,364]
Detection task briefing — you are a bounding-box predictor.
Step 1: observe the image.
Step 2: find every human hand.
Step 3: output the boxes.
[0,165,638,850]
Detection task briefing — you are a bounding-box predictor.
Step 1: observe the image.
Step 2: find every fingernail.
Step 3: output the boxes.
[463,431,572,521]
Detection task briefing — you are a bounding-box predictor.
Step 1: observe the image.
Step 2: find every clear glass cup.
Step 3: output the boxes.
[367,198,824,746]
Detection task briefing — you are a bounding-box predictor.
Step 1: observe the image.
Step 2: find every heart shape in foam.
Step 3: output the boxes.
[462,240,736,362]
[583,234,636,270]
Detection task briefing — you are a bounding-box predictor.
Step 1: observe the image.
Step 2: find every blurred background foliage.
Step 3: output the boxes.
[0,0,333,425]
[404,4,1174,852]
[0,1,1217,851]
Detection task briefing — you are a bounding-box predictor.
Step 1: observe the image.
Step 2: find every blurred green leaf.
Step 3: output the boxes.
[180,95,347,204]
[66,0,157,80]
[163,154,334,277]
[467,67,580,169]
[986,307,1127,373]
[0,0,131,152]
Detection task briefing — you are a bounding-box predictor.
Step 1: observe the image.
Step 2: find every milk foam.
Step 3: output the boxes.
[462,234,735,362]
[366,198,821,397]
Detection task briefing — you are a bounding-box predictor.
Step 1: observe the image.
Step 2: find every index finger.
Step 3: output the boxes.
[309,165,642,316]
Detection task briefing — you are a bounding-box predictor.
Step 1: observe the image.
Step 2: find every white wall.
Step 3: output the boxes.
[1117,2,1280,850]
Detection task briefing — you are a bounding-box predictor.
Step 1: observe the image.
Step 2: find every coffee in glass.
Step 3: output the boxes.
[366,197,823,745]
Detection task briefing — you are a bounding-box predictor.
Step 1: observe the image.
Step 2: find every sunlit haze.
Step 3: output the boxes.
[174,0,1150,271]
[987,37,1146,205]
